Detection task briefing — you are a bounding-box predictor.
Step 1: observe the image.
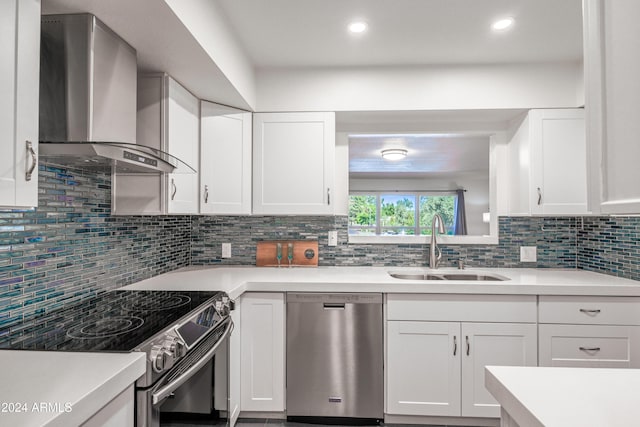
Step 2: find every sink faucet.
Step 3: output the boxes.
[429,214,446,269]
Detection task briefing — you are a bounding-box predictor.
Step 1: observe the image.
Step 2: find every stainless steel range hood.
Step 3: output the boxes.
[39,13,193,174]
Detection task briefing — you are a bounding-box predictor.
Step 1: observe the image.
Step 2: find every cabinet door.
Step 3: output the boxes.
[113,75,199,215]
[229,297,241,425]
[166,77,199,214]
[0,0,39,208]
[386,321,461,416]
[460,322,537,418]
[200,101,252,214]
[530,109,587,215]
[585,0,640,214]
[253,112,335,215]
[240,293,285,412]
[539,324,640,368]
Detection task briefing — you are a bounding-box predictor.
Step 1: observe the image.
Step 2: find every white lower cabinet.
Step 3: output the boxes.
[387,321,461,416]
[538,296,640,368]
[80,385,134,427]
[386,294,537,419]
[460,322,537,417]
[240,292,285,413]
[229,296,242,424]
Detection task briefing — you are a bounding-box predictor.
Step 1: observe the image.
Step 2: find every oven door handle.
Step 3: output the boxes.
[151,319,233,405]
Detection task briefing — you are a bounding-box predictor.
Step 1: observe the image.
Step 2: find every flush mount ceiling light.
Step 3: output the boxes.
[348,21,368,34]
[492,17,514,31]
[381,148,407,161]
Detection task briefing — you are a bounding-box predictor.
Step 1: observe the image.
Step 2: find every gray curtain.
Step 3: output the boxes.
[454,189,467,235]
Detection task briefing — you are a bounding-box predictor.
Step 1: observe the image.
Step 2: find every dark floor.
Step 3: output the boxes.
[162,418,484,427]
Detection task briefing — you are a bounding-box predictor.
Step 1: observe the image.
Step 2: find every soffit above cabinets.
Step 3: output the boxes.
[42,0,254,110]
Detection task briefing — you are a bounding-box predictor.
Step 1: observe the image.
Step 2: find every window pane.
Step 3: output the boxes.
[380,194,415,230]
[419,195,456,235]
[349,195,377,228]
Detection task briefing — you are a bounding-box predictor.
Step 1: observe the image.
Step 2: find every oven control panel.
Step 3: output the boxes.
[137,292,232,379]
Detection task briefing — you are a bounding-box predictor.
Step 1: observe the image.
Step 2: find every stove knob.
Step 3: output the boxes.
[151,346,166,373]
[168,338,186,359]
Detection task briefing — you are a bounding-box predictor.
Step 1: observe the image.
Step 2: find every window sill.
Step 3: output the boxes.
[347,234,498,245]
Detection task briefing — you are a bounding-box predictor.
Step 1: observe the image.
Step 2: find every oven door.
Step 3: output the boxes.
[136,317,233,427]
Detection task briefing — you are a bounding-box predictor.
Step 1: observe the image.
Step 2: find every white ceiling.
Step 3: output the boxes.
[349,134,490,179]
[217,0,584,69]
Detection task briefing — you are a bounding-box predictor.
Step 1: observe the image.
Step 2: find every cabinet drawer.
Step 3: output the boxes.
[539,296,640,325]
[387,294,536,323]
[539,324,640,368]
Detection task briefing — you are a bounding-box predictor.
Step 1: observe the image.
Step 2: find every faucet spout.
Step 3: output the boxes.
[429,214,446,269]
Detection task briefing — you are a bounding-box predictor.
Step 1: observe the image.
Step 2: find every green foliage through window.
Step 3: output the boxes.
[349,192,457,236]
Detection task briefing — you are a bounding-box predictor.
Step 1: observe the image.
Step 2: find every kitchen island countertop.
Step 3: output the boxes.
[485,365,640,427]
[0,350,145,427]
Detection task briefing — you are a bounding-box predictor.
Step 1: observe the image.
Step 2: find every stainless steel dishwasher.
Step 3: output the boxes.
[286,293,383,421]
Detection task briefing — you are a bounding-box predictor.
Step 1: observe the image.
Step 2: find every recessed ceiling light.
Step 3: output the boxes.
[381,149,407,161]
[348,21,368,34]
[492,17,514,31]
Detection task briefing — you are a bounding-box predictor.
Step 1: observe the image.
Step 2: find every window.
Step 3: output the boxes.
[349,192,458,236]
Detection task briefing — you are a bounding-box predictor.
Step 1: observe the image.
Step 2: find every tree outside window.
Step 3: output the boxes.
[349,192,457,236]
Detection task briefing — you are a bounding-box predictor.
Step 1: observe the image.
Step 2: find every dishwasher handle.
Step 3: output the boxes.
[323,303,345,309]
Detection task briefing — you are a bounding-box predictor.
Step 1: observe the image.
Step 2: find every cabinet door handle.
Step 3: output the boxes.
[204,185,209,204]
[537,187,542,205]
[453,336,457,356]
[171,178,177,201]
[327,187,331,205]
[579,309,601,315]
[466,335,470,356]
[25,141,37,181]
[579,347,601,352]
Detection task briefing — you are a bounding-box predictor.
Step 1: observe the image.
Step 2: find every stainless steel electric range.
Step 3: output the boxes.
[0,289,234,427]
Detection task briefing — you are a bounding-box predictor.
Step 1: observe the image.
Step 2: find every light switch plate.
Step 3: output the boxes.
[520,246,537,262]
[328,230,338,247]
[222,243,231,258]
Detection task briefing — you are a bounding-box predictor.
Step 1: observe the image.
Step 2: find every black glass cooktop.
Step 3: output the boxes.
[0,290,220,352]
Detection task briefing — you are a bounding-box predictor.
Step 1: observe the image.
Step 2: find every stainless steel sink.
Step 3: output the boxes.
[440,274,507,281]
[389,273,445,280]
[388,272,508,281]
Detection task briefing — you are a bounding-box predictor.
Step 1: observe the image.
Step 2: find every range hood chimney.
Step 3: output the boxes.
[39,13,192,174]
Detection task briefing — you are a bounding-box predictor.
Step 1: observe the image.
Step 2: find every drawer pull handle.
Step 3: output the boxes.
[579,347,601,352]
[453,336,457,356]
[466,335,470,356]
[579,309,601,315]
[323,303,345,309]
[25,141,37,181]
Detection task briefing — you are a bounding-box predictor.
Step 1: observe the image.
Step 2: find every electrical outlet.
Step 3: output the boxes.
[520,246,537,262]
[222,243,232,258]
[328,230,338,247]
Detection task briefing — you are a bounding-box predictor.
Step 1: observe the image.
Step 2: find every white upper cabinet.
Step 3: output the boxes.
[584,0,640,214]
[252,112,335,215]
[0,0,39,208]
[506,108,587,215]
[112,74,199,215]
[200,101,252,215]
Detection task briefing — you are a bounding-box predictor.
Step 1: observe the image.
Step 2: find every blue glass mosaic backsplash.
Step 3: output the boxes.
[2,164,640,328]
[0,165,190,330]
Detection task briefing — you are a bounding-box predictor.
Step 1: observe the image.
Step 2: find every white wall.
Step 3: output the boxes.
[165,0,256,109]
[350,176,490,236]
[256,62,583,112]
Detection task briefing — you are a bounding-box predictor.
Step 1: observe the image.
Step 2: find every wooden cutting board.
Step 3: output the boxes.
[256,240,318,267]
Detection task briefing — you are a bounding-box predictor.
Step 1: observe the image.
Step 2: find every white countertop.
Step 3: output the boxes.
[124,266,640,298]
[0,350,145,427]
[485,365,640,427]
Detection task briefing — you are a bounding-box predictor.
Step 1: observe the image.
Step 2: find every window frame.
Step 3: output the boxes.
[349,191,458,237]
